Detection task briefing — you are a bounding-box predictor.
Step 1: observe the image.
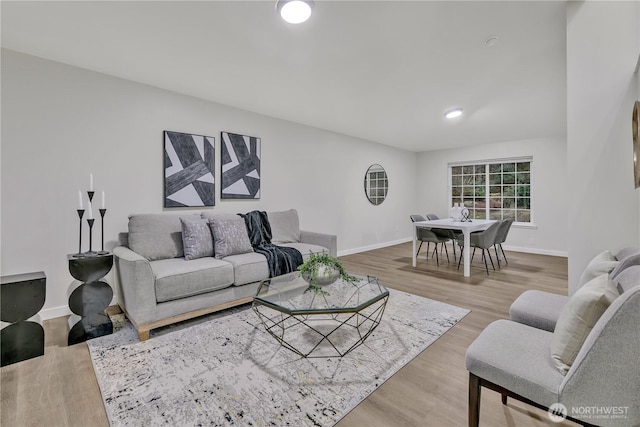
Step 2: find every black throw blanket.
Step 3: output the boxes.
[240,210,303,278]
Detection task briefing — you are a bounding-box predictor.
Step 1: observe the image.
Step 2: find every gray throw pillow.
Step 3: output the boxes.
[578,250,619,287]
[268,209,301,244]
[180,217,214,260]
[208,217,253,259]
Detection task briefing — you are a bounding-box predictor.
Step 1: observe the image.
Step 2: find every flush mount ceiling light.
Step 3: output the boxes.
[444,108,464,119]
[276,0,314,24]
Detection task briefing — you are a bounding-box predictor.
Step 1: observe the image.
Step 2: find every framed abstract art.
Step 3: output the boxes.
[164,130,215,207]
[220,131,261,199]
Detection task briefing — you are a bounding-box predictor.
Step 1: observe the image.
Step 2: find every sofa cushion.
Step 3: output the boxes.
[180,217,214,260]
[223,252,270,286]
[200,211,242,221]
[129,214,195,261]
[279,242,327,260]
[578,250,619,287]
[268,209,301,244]
[208,217,254,259]
[151,257,233,303]
[551,273,619,374]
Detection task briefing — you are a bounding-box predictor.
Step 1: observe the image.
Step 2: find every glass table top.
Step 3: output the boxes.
[253,272,388,315]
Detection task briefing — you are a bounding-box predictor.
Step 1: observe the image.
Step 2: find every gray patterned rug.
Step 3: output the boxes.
[88,288,469,426]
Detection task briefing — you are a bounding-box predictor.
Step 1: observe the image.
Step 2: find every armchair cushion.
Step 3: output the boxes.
[551,273,619,374]
[509,290,568,332]
[180,217,214,260]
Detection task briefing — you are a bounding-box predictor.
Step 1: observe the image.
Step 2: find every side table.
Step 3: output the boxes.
[0,272,46,366]
[67,253,114,345]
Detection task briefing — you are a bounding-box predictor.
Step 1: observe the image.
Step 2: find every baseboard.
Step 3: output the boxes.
[337,238,567,258]
[501,245,568,258]
[337,237,412,257]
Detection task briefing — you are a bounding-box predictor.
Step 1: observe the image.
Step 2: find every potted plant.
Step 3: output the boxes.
[298,252,358,293]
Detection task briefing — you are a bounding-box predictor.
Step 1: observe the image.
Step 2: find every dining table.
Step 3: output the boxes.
[412,218,497,277]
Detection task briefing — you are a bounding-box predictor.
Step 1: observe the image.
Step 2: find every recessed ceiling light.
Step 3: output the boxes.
[276,0,314,24]
[444,108,463,119]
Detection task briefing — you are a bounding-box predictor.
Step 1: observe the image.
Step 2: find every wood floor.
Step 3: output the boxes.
[1,242,578,427]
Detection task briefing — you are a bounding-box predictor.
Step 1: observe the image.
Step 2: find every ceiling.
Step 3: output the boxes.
[1,1,567,152]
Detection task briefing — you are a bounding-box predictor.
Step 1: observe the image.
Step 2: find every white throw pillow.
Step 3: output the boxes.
[551,273,619,374]
[578,250,619,287]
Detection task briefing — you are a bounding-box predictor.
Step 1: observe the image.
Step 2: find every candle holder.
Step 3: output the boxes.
[87,191,95,203]
[86,218,96,256]
[98,208,108,255]
[73,209,86,258]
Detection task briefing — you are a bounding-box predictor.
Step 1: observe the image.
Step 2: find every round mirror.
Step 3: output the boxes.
[364,164,388,205]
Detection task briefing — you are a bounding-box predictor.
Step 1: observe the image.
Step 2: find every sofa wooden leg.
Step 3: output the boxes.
[469,373,481,427]
[137,328,150,341]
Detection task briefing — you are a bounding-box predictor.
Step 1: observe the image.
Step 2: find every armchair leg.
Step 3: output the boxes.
[469,373,481,427]
[494,244,501,269]
[482,250,489,275]
[458,246,464,270]
[416,241,423,258]
[443,242,450,263]
[487,250,495,271]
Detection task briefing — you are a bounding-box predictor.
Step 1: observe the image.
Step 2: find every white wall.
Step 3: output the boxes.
[567,1,640,294]
[416,137,568,256]
[0,49,418,318]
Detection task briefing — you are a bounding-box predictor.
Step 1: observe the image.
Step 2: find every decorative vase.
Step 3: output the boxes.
[450,203,462,222]
[302,265,340,287]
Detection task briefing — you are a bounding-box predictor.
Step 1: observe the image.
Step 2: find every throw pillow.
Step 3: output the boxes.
[268,209,301,244]
[551,273,619,375]
[208,217,254,259]
[180,218,214,260]
[578,250,619,287]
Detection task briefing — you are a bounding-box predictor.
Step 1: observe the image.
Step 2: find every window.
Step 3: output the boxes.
[449,157,532,224]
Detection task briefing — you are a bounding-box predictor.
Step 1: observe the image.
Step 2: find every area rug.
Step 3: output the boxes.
[88,289,469,427]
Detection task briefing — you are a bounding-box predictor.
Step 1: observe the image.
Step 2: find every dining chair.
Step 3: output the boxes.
[426,213,462,261]
[410,215,451,266]
[493,219,514,268]
[457,221,501,275]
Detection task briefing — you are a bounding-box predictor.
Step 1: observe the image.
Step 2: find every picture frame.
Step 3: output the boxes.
[164,130,215,207]
[220,131,261,199]
[633,100,639,189]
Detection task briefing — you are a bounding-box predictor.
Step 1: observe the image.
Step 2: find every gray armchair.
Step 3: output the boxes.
[457,221,501,275]
[466,279,640,427]
[493,218,514,267]
[426,213,462,260]
[410,214,451,266]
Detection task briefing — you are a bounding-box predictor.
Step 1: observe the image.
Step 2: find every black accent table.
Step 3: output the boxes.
[1,272,46,366]
[67,253,114,345]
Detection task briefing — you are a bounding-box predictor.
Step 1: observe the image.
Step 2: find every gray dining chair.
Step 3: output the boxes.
[410,215,451,266]
[457,221,501,275]
[493,219,514,268]
[426,213,462,260]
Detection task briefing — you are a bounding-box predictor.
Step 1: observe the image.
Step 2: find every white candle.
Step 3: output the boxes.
[90,173,94,191]
[101,191,105,209]
[78,190,83,210]
[88,202,93,219]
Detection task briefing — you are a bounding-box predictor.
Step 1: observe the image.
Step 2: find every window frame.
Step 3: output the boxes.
[447,156,535,228]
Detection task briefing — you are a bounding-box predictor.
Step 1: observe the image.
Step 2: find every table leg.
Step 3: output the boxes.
[412,226,417,267]
[463,230,471,277]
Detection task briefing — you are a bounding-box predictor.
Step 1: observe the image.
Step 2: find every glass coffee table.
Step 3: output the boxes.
[252,272,389,358]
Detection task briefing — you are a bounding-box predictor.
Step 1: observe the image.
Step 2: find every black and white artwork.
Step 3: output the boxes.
[221,131,261,199]
[164,131,215,207]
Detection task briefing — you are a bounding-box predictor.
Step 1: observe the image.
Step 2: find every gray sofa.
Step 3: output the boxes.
[113,209,336,340]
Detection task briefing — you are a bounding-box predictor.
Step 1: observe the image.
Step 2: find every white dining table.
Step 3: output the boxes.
[412,218,497,277]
